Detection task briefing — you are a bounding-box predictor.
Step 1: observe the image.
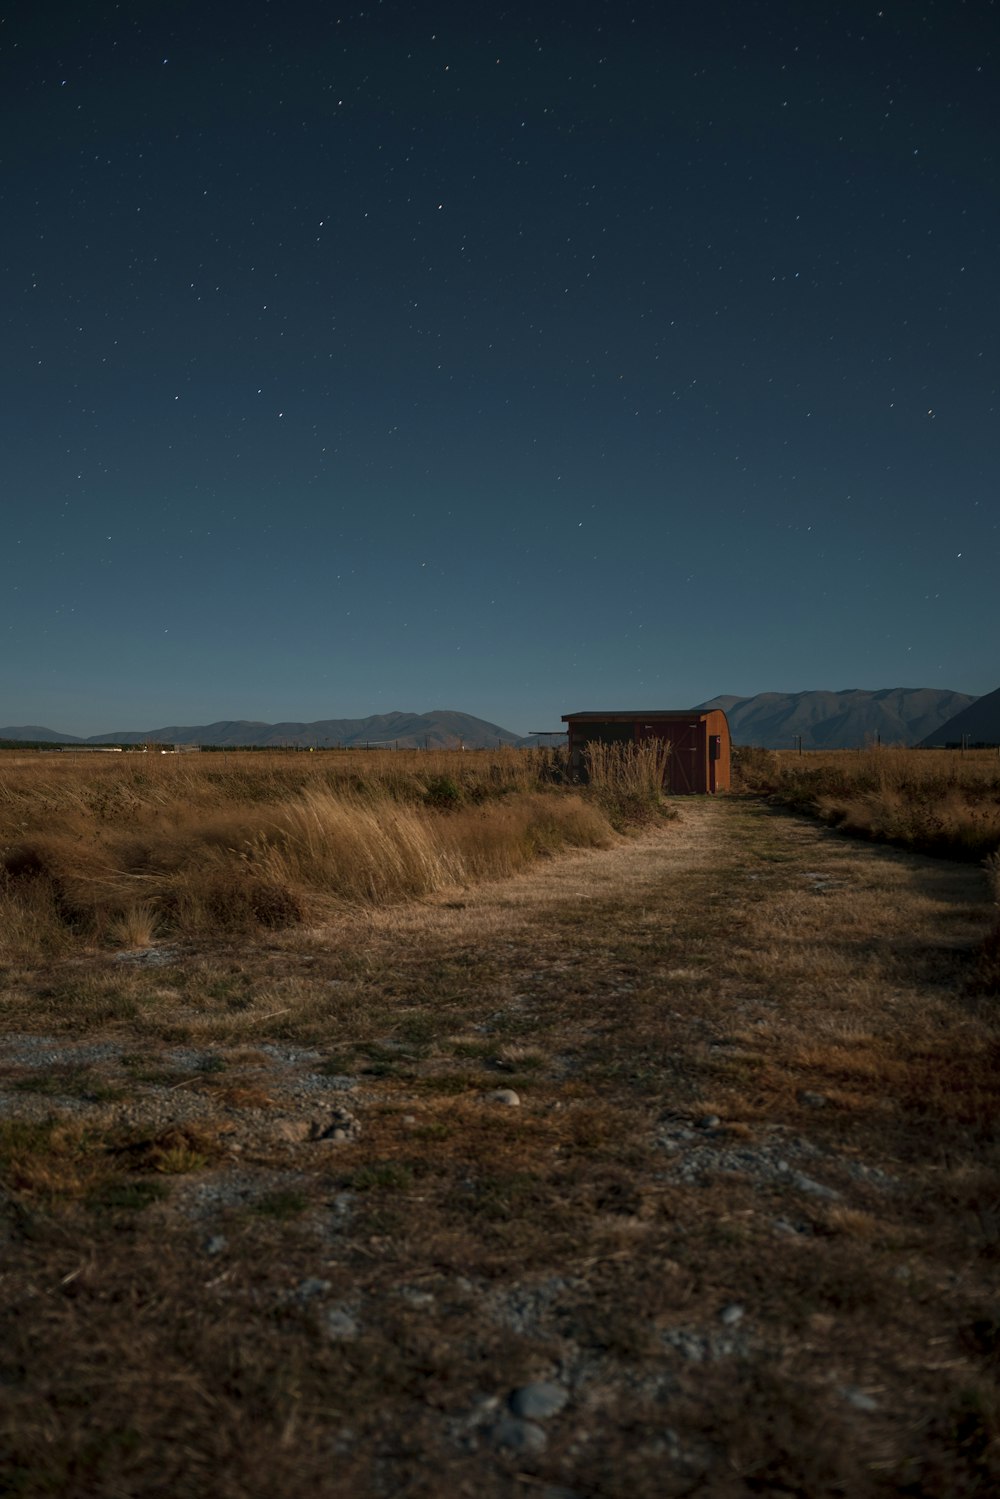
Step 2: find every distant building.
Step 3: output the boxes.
[562,709,731,794]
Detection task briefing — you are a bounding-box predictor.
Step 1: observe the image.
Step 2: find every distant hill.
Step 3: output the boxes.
[694,688,978,749]
[2,690,983,752]
[0,711,532,750]
[917,685,1000,746]
[0,725,86,743]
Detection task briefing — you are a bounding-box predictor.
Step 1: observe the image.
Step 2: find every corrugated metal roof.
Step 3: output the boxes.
[562,710,706,720]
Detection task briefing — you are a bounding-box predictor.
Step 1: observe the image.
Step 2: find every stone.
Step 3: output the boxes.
[295,1277,332,1301]
[324,1305,359,1341]
[205,1235,227,1256]
[485,1088,521,1107]
[841,1385,879,1412]
[719,1302,744,1326]
[788,1170,840,1201]
[490,1414,548,1454]
[397,1285,436,1309]
[509,1381,568,1420]
[695,1114,721,1130]
[310,1107,361,1143]
[797,1090,829,1108]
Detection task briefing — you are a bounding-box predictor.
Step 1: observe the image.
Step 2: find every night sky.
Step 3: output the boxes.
[2,1,997,736]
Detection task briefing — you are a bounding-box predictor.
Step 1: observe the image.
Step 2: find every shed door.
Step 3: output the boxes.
[639,720,701,794]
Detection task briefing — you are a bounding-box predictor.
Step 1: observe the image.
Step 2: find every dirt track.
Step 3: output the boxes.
[2,798,998,1497]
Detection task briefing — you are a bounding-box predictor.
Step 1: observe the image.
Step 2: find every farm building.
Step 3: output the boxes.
[562,709,731,794]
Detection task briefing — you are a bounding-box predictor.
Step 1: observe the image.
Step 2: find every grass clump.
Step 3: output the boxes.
[0,747,626,957]
[734,745,1000,863]
[583,739,675,828]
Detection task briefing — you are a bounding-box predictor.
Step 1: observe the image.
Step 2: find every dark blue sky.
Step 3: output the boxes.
[2,0,997,735]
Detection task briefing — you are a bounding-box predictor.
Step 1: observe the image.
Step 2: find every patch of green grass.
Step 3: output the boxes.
[196,1053,226,1074]
[395,1013,445,1046]
[87,1178,169,1213]
[10,1067,127,1103]
[447,1039,494,1060]
[457,1170,544,1221]
[361,1059,416,1080]
[350,1161,415,1191]
[11,1070,82,1097]
[123,1067,190,1086]
[410,1121,451,1141]
[413,1073,490,1096]
[253,1188,311,1219]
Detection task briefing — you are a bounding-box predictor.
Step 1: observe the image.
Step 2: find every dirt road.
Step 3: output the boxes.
[1,798,997,1497]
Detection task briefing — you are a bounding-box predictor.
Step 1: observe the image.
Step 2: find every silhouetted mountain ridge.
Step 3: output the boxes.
[917,685,1000,746]
[1,688,985,751]
[0,711,532,749]
[694,688,979,748]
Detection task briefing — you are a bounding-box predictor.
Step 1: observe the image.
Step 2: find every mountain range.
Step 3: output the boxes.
[916,684,1000,747]
[0,711,528,750]
[0,688,990,751]
[695,688,980,749]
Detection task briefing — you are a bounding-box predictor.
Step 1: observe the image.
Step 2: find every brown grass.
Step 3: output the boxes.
[734,745,1000,861]
[0,748,618,959]
[582,737,673,827]
[733,745,1000,985]
[1,782,999,1496]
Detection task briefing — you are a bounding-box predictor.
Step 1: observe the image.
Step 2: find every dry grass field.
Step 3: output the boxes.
[735,745,1000,863]
[1,748,999,1497]
[0,746,671,965]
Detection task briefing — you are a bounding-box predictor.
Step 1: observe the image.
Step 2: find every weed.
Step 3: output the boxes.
[350,1161,415,1191]
[87,1179,169,1213]
[253,1188,311,1219]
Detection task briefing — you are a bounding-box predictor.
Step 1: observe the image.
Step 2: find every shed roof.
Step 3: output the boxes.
[562,709,713,721]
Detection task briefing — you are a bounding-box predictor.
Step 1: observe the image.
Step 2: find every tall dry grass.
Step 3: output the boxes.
[734,745,1000,986]
[0,749,615,958]
[582,739,673,828]
[734,745,1000,862]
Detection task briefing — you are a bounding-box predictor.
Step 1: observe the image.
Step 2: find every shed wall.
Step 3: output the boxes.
[563,710,731,795]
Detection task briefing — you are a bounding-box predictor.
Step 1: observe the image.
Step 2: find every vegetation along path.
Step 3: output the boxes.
[1,797,998,1497]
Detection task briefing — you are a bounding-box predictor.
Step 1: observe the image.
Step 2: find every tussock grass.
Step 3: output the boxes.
[733,745,1000,983]
[735,746,1000,861]
[583,738,674,827]
[0,749,618,957]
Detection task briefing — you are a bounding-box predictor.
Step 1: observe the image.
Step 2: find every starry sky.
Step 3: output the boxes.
[2,0,997,736]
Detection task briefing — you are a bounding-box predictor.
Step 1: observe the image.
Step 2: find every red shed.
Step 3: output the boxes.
[562,709,731,795]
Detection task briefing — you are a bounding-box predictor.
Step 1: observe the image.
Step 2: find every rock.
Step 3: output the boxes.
[205,1235,227,1256]
[324,1305,359,1340]
[484,1088,521,1107]
[295,1277,332,1301]
[397,1285,436,1309]
[841,1384,879,1412]
[797,1090,829,1108]
[788,1170,840,1201]
[695,1114,721,1130]
[490,1414,548,1454]
[719,1303,744,1326]
[309,1107,361,1143]
[509,1381,568,1420]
